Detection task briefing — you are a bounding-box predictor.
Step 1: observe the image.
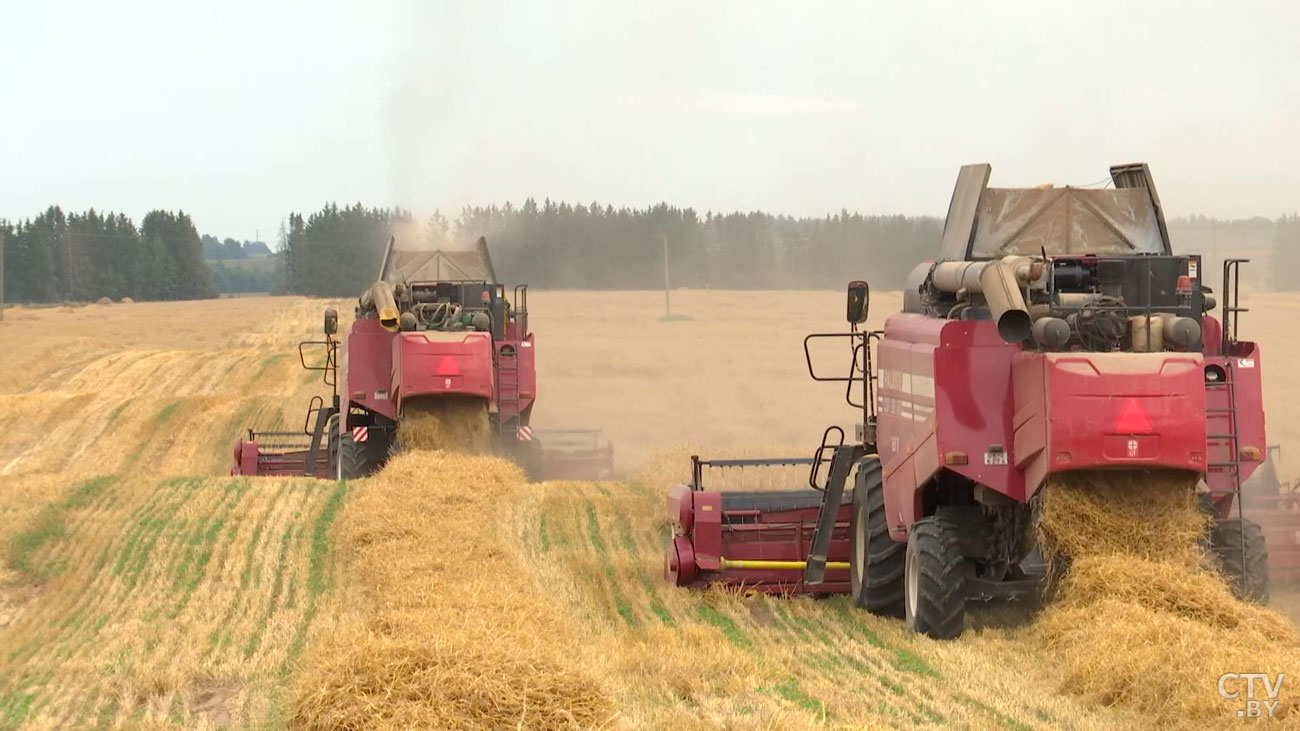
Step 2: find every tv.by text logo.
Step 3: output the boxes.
[1218,673,1286,719]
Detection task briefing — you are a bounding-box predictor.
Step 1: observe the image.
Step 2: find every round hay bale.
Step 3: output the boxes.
[95,297,113,306]
[119,297,134,304]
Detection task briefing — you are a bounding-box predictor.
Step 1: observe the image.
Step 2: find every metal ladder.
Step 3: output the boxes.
[802,427,864,586]
[1207,258,1250,573]
[495,347,521,438]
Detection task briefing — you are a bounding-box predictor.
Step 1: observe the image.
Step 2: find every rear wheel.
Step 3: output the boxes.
[904,517,966,639]
[337,429,378,480]
[1213,518,1269,604]
[850,458,905,617]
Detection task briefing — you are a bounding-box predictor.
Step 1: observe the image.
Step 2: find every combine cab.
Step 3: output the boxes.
[232,237,614,480]
[667,163,1271,637]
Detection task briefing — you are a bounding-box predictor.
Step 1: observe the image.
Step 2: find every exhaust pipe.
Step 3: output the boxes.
[361,281,400,332]
[980,260,1032,343]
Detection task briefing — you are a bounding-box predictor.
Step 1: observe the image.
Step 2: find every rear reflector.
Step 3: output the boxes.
[1240,446,1263,462]
[1115,399,1153,433]
[943,451,968,466]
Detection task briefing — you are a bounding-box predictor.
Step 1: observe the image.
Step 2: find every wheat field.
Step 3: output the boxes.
[1,290,1298,729]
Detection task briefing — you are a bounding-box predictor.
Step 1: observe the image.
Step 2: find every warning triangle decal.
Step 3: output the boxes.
[1115,398,1153,433]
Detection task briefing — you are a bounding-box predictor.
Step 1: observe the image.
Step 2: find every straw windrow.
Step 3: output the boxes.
[1034,471,1300,725]
[396,396,491,454]
[290,452,612,729]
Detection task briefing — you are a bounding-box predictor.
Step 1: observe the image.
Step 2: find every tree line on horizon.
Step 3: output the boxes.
[1,206,213,302]
[281,200,945,296]
[4,202,1300,303]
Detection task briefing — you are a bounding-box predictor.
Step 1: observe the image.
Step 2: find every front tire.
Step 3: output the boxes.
[1213,518,1269,604]
[850,458,905,617]
[337,429,378,480]
[904,517,967,639]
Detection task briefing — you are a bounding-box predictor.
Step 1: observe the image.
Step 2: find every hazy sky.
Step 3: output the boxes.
[2,1,1297,240]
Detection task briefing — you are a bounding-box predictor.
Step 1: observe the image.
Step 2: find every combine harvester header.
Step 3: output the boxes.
[667,163,1272,638]
[231,236,614,481]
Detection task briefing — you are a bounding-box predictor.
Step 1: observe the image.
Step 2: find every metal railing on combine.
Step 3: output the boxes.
[803,330,880,448]
[688,455,815,491]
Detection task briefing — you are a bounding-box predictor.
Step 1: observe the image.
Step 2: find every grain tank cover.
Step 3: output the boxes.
[938,163,1172,261]
[379,235,498,284]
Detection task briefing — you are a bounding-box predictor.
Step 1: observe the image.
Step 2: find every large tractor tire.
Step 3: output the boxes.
[904,517,967,639]
[849,458,905,617]
[1212,518,1269,604]
[336,428,378,480]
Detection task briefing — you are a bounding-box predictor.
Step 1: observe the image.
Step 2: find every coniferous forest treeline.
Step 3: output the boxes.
[3,201,1300,302]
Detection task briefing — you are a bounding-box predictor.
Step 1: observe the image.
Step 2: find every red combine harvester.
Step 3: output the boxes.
[667,163,1270,638]
[231,237,614,480]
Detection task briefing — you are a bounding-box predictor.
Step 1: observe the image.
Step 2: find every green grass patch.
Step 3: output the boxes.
[125,400,184,464]
[538,514,551,552]
[244,526,297,659]
[584,503,610,568]
[308,482,347,596]
[63,475,116,510]
[828,600,939,677]
[890,646,939,678]
[281,482,350,676]
[6,509,65,577]
[829,600,886,648]
[771,675,828,718]
[0,689,36,730]
[6,475,116,579]
[648,603,674,626]
[583,502,639,628]
[113,479,198,590]
[251,353,289,380]
[169,487,245,616]
[640,577,675,626]
[154,400,182,426]
[696,605,752,650]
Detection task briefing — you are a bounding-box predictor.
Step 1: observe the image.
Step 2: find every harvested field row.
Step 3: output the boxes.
[503,449,1133,730]
[0,472,344,728]
[0,298,346,729]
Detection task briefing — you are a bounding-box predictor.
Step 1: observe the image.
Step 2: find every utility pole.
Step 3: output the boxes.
[662,235,671,318]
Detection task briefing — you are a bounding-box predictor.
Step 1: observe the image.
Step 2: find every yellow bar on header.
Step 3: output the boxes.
[721,558,850,571]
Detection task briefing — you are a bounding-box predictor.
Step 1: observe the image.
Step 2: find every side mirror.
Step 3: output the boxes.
[847,281,870,324]
[323,308,338,335]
